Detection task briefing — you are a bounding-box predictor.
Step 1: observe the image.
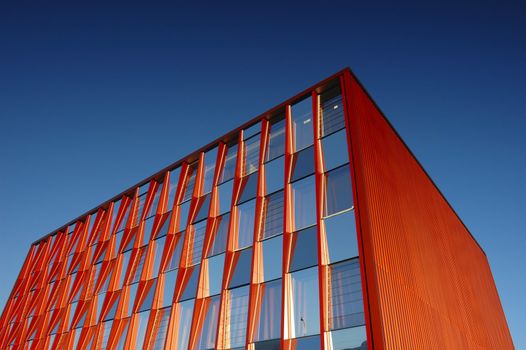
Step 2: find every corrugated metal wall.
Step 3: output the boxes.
[344,71,514,349]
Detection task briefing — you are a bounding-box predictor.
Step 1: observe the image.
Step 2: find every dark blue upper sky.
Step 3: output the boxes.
[0,1,524,346]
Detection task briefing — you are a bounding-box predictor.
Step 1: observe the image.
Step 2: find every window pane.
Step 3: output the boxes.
[253,279,282,342]
[162,270,177,308]
[119,251,131,287]
[224,286,249,348]
[328,259,365,330]
[180,265,200,301]
[290,267,320,338]
[178,201,191,231]
[217,180,234,216]
[145,185,161,219]
[324,165,353,217]
[292,334,320,349]
[324,211,358,263]
[220,143,238,184]
[175,299,195,350]
[243,121,261,140]
[229,248,252,289]
[266,118,286,162]
[150,306,172,350]
[208,214,230,257]
[183,162,198,202]
[166,167,181,211]
[244,134,261,176]
[132,249,146,283]
[320,86,345,137]
[291,146,315,182]
[127,283,139,316]
[143,216,154,246]
[152,236,166,278]
[237,172,258,204]
[165,232,184,272]
[236,199,256,250]
[254,339,281,350]
[329,326,367,350]
[193,194,211,223]
[262,236,282,281]
[138,279,157,312]
[292,176,317,231]
[188,220,207,265]
[289,226,318,272]
[203,147,218,195]
[321,129,349,172]
[261,190,284,240]
[265,156,284,195]
[291,97,313,152]
[206,254,225,296]
[195,295,221,350]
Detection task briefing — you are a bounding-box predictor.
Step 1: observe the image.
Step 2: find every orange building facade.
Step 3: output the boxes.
[0,69,513,349]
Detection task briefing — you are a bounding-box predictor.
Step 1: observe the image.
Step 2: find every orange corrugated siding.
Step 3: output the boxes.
[344,71,514,349]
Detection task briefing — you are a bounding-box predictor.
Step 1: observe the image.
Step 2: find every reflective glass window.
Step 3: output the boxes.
[114,318,130,350]
[183,162,198,202]
[328,259,365,330]
[290,266,320,338]
[243,122,261,140]
[321,129,349,172]
[291,97,314,152]
[119,251,132,287]
[189,220,207,265]
[206,253,225,296]
[150,306,172,350]
[178,201,191,231]
[262,236,282,281]
[324,165,353,217]
[127,283,139,316]
[217,180,234,215]
[135,310,150,348]
[104,294,119,321]
[166,167,181,211]
[152,236,166,277]
[145,184,161,219]
[265,156,284,195]
[162,270,177,308]
[180,266,200,301]
[229,248,252,289]
[203,147,218,195]
[291,145,315,182]
[138,279,157,312]
[193,194,211,223]
[165,232,184,272]
[329,326,367,350]
[143,216,154,246]
[223,285,250,348]
[156,212,171,239]
[195,295,221,350]
[324,211,358,263]
[292,335,320,349]
[292,175,317,231]
[262,190,284,240]
[253,279,282,342]
[208,214,230,257]
[236,199,256,249]
[266,118,286,162]
[244,134,261,176]
[220,143,238,184]
[289,226,318,272]
[237,172,258,204]
[320,86,345,137]
[254,339,281,350]
[136,194,147,225]
[132,248,146,283]
[175,299,195,350]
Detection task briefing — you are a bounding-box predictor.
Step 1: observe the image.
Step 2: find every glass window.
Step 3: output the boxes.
[175,299,195,350]
[135,310,150,348]
[265,156,284,195]
[291,146,315,182]
[188,220,206,265]
[261,190,284,240]
[236,199,256,250]
[254,339,281,350]
[290,267,320,338]
[156,212,171,239]
[237,172,258,204]
[162,270,177,308]
[138,279,157,312]
[253,279,282,342]
[244,134,261,176]
[206,253,225,296]
[292,335,320,349]
[166,167,181,211]
[180,266,200,301]
[152,236,166,277]
[329,326,367,350]
[321,129,349,172]
[223,285,250,349]
[117,199,131,233]
[178,201,191,231]
[150,306,172,350]
[127,283,139,316]
[195,295,221,350]
[208,214,230,257]
[243,121,261,140]
[320,86,345,137]
[262,236,282,281]
[165,232,184,272]
[119,251,131,287]
[324,165,353,217]
[220,143,238,184]
[143,216,154,246]
[291,97,314,152]
[229,248,252,289]
[145,185,161,219]
[132,249,146,283]
[203,147,219,195]
[183,162,198,202]
[136,193,147,225]
[292,176,317,231]
[289,226,318,272]
[114,318,130,350]
[193,194,211,223]
[266,118,286,162]
[217,180,234,215]
[328,259,365,330]
[324,211,358,263]
[111,199,122,233]
[104,294,119,321]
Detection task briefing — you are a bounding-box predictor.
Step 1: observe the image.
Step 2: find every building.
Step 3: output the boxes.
[0,69,514,349]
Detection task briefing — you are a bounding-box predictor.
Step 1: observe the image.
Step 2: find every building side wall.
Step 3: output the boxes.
[344,71,514,349]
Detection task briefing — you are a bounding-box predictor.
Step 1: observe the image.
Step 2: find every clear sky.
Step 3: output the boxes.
[0,1,524,346]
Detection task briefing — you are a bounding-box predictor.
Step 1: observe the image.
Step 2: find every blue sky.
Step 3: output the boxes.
[0,1,524,346]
